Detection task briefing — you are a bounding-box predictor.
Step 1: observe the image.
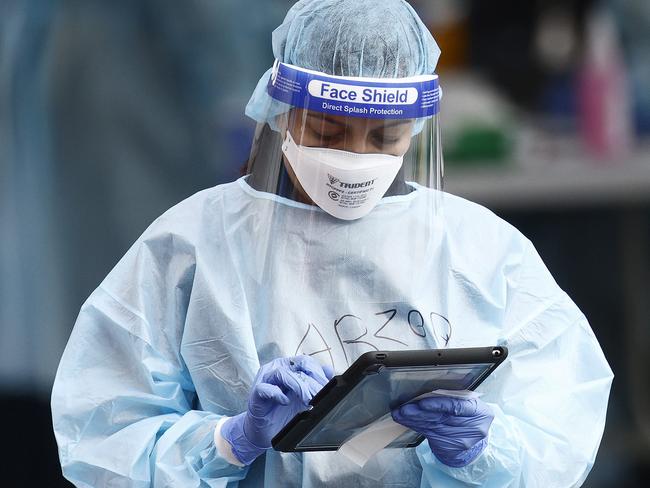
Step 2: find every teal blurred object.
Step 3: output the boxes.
[437,74,515,167]
[443,125,512,165]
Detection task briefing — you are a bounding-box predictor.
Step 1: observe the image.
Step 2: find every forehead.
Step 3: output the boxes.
[293,108,412,130]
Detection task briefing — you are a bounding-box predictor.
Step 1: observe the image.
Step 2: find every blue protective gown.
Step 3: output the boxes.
[52,177,613,487]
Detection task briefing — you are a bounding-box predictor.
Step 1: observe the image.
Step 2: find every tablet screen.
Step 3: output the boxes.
[296,363,492,449]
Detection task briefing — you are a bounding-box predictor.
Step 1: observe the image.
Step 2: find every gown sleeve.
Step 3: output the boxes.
[51,217,250,487]
[416,238,614,487]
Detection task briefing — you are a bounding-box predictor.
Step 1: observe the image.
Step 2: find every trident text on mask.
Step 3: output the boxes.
[319,83,409,103]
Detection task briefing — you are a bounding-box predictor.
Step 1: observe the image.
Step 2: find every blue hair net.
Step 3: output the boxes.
[245,0,441,127]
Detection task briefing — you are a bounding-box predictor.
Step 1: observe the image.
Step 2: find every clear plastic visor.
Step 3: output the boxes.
[234,64,451,358]
[245,62,442,215]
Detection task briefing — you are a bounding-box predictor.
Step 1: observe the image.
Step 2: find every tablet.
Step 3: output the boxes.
[272,346,507,452]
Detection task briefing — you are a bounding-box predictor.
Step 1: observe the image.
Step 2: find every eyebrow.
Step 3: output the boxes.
[306,113,412,129]
[306,113,346,127]
[382,119,412,129]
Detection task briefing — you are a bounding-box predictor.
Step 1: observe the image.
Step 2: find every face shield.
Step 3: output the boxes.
[237,61,453,380]
[245,61,443,220]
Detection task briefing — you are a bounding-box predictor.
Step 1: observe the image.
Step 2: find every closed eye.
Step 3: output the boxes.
[309,127,344,142]
[370,131,402,146]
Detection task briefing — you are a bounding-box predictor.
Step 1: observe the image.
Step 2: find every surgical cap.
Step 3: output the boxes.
[245,0,441,126]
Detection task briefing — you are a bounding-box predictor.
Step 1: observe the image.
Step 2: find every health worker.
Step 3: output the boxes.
[51,0,613,486]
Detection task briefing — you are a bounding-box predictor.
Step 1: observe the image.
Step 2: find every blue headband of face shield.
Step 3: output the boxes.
[246,60,442,135]
[269,60,439,117]
[262,61,440,135]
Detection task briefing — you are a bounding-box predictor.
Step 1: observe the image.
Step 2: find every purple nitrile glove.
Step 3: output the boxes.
[220,355,333,465]
[392,395,494,468]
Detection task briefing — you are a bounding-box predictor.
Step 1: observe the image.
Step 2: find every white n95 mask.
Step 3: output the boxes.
[281,131,404,220]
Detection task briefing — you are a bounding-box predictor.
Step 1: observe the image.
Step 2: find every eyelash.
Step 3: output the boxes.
[310,129,399,146]
[372,135,400,145]
[318,134,341,142]
[310,128,341,141]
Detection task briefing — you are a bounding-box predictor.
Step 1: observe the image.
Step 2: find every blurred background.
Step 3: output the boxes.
[1,0,648,485]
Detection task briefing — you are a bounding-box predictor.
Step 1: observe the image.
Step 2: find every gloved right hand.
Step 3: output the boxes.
[220,355,333,465]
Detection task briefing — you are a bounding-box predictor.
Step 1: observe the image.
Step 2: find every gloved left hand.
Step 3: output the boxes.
[391,396,494,468]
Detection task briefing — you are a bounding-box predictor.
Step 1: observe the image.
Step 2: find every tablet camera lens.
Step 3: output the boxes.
[492,349,502,357]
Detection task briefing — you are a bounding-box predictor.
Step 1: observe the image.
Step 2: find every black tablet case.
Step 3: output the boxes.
[272,346,508,452]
